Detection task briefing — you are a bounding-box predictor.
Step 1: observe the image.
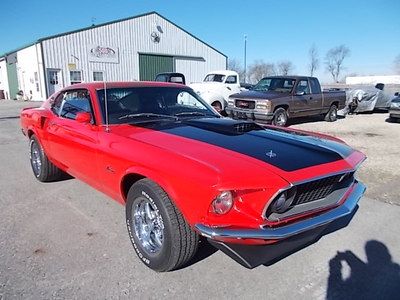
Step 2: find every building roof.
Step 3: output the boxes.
[0,11,226,58]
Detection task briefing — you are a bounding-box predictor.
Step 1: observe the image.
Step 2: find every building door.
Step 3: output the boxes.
[139,54,173,81]
[47,69,63,96]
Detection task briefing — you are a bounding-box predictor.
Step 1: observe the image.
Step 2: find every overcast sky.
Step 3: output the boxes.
[1,0,399,82]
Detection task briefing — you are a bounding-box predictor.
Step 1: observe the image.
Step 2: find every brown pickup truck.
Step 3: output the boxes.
[225,76,346,126]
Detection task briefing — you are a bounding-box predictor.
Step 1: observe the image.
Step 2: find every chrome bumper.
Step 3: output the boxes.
[195,181,366,241]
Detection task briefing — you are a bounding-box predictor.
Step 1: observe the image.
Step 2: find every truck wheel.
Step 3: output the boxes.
[325,104,338,122]
[211,101,223,113]
[272,108,288,126]
[125,179,199,272]
[29,135,63,182]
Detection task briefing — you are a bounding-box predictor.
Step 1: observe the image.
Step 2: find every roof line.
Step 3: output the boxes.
[1,11,226,58]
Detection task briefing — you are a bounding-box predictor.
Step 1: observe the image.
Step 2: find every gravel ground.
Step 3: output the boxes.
[1,100,399,299]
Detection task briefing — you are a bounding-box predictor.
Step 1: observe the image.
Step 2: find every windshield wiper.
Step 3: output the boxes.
[118,113,178,121]
[174,111,207,117]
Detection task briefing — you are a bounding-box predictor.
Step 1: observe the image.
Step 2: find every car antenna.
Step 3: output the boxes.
[104,80,110,133]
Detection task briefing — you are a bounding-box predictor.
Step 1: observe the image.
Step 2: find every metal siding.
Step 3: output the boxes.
[42,13,225,93]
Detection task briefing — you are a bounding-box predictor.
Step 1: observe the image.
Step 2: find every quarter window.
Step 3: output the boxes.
[70,71,82,85]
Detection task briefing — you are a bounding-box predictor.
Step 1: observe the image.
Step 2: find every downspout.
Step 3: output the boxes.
[40,41,48,99]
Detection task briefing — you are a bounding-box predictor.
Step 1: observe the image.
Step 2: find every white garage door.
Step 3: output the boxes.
[174,58,207,84]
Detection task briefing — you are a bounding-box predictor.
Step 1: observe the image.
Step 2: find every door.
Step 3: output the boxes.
[47,69,63,96]
[292,79,313,116]
[46,89,99,185]
[139,54,173,81]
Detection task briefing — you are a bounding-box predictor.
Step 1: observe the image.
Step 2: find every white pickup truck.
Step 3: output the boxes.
[189,70,241,113]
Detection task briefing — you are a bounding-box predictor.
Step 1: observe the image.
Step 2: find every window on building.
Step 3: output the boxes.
[93,71,104,82]
[70,71,82,85]
[34,72,40,92]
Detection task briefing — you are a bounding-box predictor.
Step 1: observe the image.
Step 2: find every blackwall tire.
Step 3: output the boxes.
[212,101,223,113]
[325,105,338,122]
[29,135,63,182]
[125,178,199,272]
[272,108,288,126]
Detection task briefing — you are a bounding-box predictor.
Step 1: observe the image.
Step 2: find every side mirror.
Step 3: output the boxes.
[75,112,91,123]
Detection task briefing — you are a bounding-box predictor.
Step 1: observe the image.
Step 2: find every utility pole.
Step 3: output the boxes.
[244,34,247,83]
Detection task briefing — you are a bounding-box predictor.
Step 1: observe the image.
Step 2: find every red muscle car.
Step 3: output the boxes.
[20,82,366,271]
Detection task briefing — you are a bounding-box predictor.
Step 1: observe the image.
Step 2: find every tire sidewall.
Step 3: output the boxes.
[329,105,338,122]
[126,181,174,271]
[273,108,287,126]
[29,136,44,180]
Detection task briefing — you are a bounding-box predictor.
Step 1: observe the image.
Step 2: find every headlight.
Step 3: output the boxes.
[227,98,234,107]
[256,100,271,111]
[211,191,233,214]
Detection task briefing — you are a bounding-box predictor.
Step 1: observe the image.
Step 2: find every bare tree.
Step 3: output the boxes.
[325,45,350,82]
[247,60,276,84]
[394,54,400,74]
[228,58,245,82]
[308,44,319,76]
[277,60,295,75]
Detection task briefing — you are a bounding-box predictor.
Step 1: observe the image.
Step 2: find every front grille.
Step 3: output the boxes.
[291,172,354,207]
[235,99,255,109]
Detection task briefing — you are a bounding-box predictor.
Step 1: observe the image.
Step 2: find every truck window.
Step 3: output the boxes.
[295,80,310,95]
[310,78,321,94]
[226,76,237,84]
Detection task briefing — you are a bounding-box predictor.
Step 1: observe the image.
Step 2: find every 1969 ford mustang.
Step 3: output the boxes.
[20,82,366,272]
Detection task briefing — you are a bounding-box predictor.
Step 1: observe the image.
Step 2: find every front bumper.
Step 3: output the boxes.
[225,107,274,122]
[389,108,400,119]
[195,181,366,268]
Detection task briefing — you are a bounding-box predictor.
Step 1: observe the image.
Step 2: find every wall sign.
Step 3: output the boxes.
[88,45,119,63]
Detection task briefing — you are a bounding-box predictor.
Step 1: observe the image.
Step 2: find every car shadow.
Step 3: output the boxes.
[262,207,358,267]
[178,237,218,270]
[326,240,400,299]
[385,117,399,123]
[287,115,345,126]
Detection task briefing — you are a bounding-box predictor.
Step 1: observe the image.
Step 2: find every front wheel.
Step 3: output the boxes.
[272,108,288,126]
[211,101,223,114]
[125,179,199,272]
[325,104,338,122]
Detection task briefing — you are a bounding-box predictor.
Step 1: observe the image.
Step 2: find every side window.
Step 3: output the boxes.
[295,80,310,94]
[310,78,321,94]
[59,89,93,122]
[226,76,237,84]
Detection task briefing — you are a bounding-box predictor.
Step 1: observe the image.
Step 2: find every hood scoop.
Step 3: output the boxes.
[183,118,263,135]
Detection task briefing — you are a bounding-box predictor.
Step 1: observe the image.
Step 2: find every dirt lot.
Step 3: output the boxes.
[291,113,400,206]
[1,100,399,299]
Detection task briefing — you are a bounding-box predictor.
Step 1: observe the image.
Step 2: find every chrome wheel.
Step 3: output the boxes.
[133,198,164,254]
[273,109,288,126]
[30,140,42,177]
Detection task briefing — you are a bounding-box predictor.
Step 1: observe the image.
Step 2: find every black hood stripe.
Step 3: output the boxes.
[138,118,353,172]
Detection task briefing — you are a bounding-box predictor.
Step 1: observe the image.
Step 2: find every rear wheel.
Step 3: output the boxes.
[125,179,199,272]
[325,104,338,122]
[29,135,63,182]
[272,108,288,126]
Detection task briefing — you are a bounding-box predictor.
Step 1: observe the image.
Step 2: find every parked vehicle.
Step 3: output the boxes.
[20,82,366,271]
[155,72,186,85]
[389,94,400,121]
[226,76,346,126]
[189,70,241,113]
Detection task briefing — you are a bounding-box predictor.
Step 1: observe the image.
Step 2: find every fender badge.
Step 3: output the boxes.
[266,150,277,158]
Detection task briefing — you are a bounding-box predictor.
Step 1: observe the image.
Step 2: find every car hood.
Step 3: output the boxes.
[230,90,290,100]
[111,118,360,184]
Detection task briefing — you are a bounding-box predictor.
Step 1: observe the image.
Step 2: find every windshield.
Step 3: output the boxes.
[96,87,219,124]
[204,74,226,83]
[253,77,296,93]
